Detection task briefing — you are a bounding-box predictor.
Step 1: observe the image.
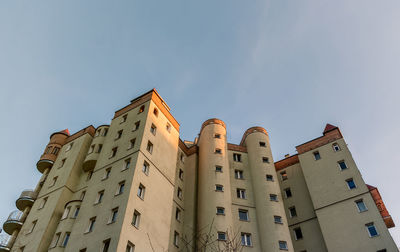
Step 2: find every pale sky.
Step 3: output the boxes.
[0,0,399,246]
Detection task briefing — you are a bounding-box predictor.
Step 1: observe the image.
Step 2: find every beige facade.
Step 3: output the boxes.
[0,89,397,252]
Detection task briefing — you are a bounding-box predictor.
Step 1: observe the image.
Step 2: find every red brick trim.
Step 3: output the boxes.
[275,154,299,171]
[296,129,343,154]
[227,143,247,153]
[240,127,268,145]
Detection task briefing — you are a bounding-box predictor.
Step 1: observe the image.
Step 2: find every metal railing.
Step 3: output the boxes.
[6,210,24,223]
[18,190,38,200]
[0,233,10,249]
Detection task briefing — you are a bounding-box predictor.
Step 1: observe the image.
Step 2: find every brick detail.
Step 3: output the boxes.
[296,129,343,154]
[240,127,268,146]
[275,155,299,171]
[227,143,247,153]
[65,125,96,144]
[367,185,395,229]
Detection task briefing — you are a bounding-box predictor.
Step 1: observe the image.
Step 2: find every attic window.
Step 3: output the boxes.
[153,108,158,117]
[138,105,145,114]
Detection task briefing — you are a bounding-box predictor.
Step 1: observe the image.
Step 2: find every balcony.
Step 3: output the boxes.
[0,233,10,252]
[16,190,37,211]
[36,158,54,173]
[3,211,24,235]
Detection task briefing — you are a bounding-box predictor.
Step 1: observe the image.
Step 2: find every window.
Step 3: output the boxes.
[150,124,157,135]
[280,171,288,181]
[294,227,303,240]
[121,114,128,123]
[241,233,252,246]
[215,184,224,192]
[73,206,80,218]
[332,143,341,152]
[180,153,185,163]
[95,191,104,204]
[79,248,87,252]
[126,242,135,252]
[115,130,123,140]
[129,138,136,149]
[174,231,179,247]
[102,128,108,136]
[274,216,283,224]
[62,206,71,219]
[366,223,379,237]
[289,207,297,218]
[235,170,244,179]
[217,232,226,241]
[215,148,222,154]
[356,200,368,212]
[116,181,125,195]
[87,170,93,181]
[138,184,145,199]
[102,239,110,252]
[123,159,131,171]
[88,145,95,154]
[153,108,158,116]
[132,210,140,228]
[95,130,100,137]
[237,189,246,199]
[109,208,118,223]
[216,207,225,215]
[146,141,153,154]
[27,220,37,233]
[284,188,292,198]
[52,147,60,155]
[262,157,269,163]
[377,250,387,252]
[86,217,96,233]
[313,151,321,160]
[142,161,150,175]
[215,165,223,172]
[50,176,58,187]
[133,121,140,131]
[270,194,278,201]
[110,147,118,158]
[279,241,288,250]
[259,141,266,147]
[138,105,145,113]
[239,209,249,221]
[175,208,181,221]
[38,197,48,209]
[46,146,52,154]
[80,191,86,200]
[50,233,61,248]
[179,169,184,180]
[61,232,70,247]
[60,158,66,168]
[266,174,274,181]
[97,144,103,153]
[214,133,221,139]
[346,178,356,189]
[166,123,171,133]
[104,168,111,180]
[233,153,241,162]
[177,187,183,199]
[338,160,348,170]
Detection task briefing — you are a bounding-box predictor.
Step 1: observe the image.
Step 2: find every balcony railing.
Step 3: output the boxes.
[3,210,24,235]
[16,190,38,211]
[0,233,11,252]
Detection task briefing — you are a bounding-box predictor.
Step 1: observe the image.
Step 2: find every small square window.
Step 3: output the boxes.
[73,206,80,218]
[62,206,71,219]
[262,157,269,163]
[215,165,223,172]
[104,168,111,180]
[175,207,181,221]
[215,148,222,154]
[59,158,66,168]
[27,220,37,233]
[142,161,150,175]
[62,232,70,247]
[346,178,356,189]
[132,210,141,228]
[50,176,58,187]
[237,189,246,199]
[179,169,184,180]
[233,153,241,162]
[109,208,119,223]
[115,130,123,140]
[66,143,73,152]
[294,227,303,240]
[51,233,61,248]
[366,223,379,237]
[174,231,179,247]
[217,232,226,241]
[38,197,48,210]
[239,209,249,221]
[313,151,321,160]
[177,187,183,199]
[215,185,224,192]
[274,215,283,224]
[102,128,108,136]
[214,133,221,139]
[216,207,225,215]
[110,147,118,158]
[241,233,252,246]
[270,194,278,201]
[138,105,145,114]
[280,171,288,181]
[259,142,266,147]
[279,241,288,250]
[86,217,96,233]
[332,143,341,152]
[356,199,368,212]
[129,138,136,149]
[180,153,185,163]
[102,239,110,252]
[88,145,95,154]
[126,242,135,252]
[284,188,292,198]
[289,207,297,218]
[338,160,348,170]
[123,159,131,171]
[95,191,104,204]
[97,144,103,153]
[116,181,125,195]
[235,170,244,179]
[147,141,153,154]
[166,123,171,133]
[138,184,145,199]
[266,174,274,181]
[150,124,157,135]
[133,121,140,132]
[153,108,158,116]
[121,114,127,123]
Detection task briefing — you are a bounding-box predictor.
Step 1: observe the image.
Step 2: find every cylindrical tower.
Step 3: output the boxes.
[36,129,70,173]
[242,127,294,251]
[82,125,109,171]
[197,119,233,250]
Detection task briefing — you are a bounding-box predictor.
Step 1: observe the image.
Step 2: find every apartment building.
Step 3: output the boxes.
[0,89,397,252]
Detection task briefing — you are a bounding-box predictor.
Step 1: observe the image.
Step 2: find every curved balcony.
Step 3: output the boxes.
[3,211,24,235]
[36,158,54,173]
[16,190,37,211]
[0,233,11,252]
[82,156,98,171]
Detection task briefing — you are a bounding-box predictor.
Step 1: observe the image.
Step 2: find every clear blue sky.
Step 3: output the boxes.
[0,0,399,246]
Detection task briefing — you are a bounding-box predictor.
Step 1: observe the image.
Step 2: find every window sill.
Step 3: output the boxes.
[131,223,139,229]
